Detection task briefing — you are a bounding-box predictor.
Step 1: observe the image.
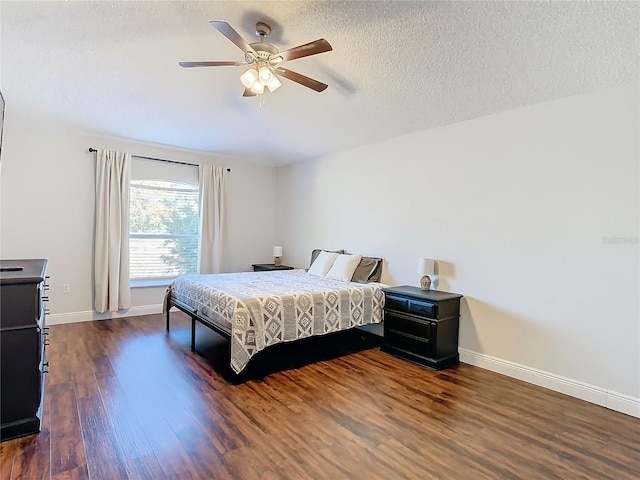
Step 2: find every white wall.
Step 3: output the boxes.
[0,123,277,321]
[276,82,639,415]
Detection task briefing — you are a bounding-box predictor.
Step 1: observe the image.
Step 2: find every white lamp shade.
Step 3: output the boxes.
[266,74,282,92]
[258,67,273,84]
[273,246,283,257]
[250,81,265,94]
[418,258,435,275]
[240,68,259,88]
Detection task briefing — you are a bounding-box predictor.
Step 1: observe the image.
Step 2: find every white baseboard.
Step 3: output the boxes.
[459,348,640,419]
[47,304,163,325]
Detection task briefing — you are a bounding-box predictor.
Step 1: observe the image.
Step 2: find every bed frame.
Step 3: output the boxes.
[165,296,231,352]
[164,292,382,382]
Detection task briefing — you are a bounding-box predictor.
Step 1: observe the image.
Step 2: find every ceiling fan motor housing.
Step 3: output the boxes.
[251,43,278,56]
[250,23,280,63]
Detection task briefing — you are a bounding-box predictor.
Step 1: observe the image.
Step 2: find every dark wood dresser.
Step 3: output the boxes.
[381,286,462,370]
[0,259,49,441]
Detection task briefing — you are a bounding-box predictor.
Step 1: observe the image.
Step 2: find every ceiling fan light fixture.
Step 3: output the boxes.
[250,81,265,94]
[258,66,273,84]
[240,68,259,88]
[181,21,332,99]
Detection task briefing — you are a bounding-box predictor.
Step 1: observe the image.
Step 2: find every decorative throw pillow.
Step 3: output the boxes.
[309,248,345,268]
[307,251,340,277]
[326,254,363,282]
[351,256,383,283]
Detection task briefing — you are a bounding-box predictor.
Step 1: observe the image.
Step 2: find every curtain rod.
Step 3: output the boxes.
[88,148,231,172]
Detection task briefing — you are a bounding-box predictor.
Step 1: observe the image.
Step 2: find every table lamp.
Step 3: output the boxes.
[418,257,435,290]
[273,246,283,266]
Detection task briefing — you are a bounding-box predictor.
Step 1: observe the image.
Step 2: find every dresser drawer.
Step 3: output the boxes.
[0,283,42,328]
[1,328,42,421]
[385,294,437,318]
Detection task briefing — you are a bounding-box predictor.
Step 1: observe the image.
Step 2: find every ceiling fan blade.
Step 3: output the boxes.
[274,39,332,62]
[179,61,246,67]
[242,88,257,97]
[275,68,328,92]
[210,21,257,56]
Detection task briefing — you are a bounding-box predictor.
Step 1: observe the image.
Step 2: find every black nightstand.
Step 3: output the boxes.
[252,264,294,272]
[381,286,463,370]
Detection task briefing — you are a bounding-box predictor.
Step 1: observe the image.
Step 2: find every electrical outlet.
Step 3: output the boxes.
[62,284,70,294]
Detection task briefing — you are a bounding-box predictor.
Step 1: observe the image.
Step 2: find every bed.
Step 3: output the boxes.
[164,250,385,375]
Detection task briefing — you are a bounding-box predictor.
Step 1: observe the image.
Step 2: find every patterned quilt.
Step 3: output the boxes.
[167,269,386,373]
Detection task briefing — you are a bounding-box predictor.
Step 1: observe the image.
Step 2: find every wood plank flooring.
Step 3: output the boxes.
[1,312,639,479]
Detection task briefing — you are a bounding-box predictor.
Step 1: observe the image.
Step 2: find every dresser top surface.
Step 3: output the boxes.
[382,285,462,302]
[0,259,48,284]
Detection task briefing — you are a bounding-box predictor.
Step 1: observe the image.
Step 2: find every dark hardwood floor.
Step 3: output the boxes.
[1,312,639,479]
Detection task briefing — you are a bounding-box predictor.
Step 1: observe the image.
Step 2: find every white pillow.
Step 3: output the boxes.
[326,253,363,282]
[307,251,340,277]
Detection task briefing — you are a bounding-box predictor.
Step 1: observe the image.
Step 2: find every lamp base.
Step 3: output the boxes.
[420,275,432,290]
[274,256,281,267]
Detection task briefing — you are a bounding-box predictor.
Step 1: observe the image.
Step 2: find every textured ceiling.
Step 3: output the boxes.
[1,1,638,166]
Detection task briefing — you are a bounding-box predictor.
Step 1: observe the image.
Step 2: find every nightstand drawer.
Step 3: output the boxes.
[384,311,432,339]
[385,294,437,318]
[408,299,437,318]
[385,295,409,312]
[384,329,431,357]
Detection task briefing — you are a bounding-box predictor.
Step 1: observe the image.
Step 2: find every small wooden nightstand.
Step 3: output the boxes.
[252,264,294,272]
[381,286,463,370]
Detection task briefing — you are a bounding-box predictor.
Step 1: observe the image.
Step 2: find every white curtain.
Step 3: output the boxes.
[94,149,131,313]
[198,165,226,274]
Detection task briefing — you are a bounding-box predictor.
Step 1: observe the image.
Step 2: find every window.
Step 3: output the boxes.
[129,158,199,283]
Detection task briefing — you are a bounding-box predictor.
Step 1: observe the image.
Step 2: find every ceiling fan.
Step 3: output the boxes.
[179,21,333,98]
